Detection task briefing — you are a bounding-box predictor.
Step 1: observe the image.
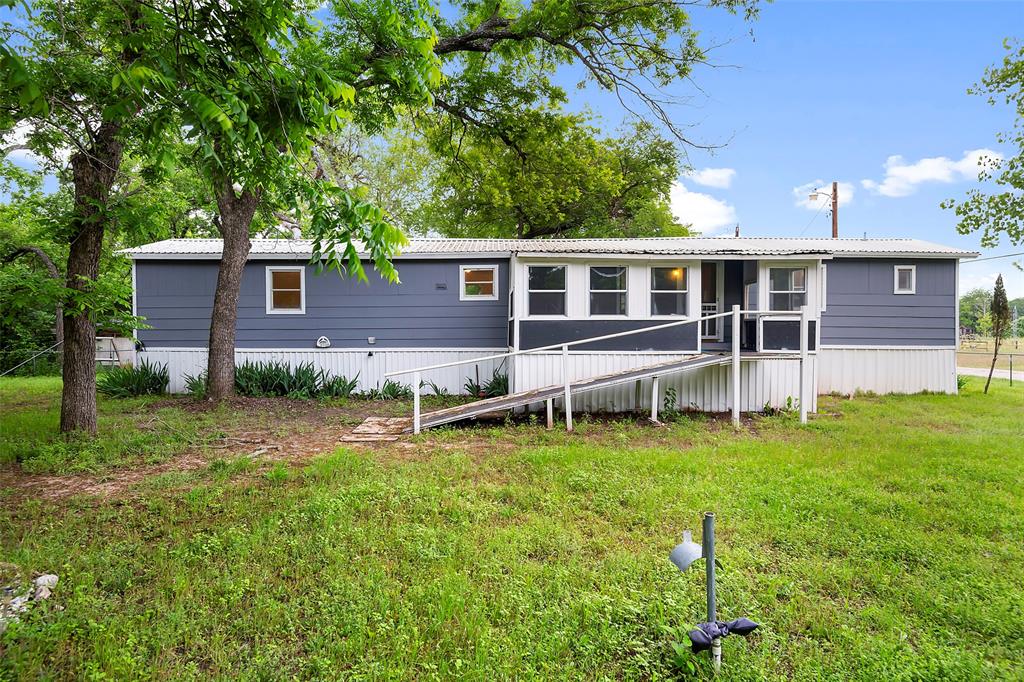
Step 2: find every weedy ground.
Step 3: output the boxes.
[0,376,1021,680]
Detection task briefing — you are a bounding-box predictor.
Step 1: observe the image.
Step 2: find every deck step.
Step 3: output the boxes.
[341,417,410,442]
[411,353,734,432]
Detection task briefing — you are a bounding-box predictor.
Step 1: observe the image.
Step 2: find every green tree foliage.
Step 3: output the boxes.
[0,163,64,374]
[112,0,440,398]
[312,123,438,235]
[0,0,220,431]
[943,40,1024,246]
[410,117,687,239]
[960,287,994,332]
[3,0,762,417]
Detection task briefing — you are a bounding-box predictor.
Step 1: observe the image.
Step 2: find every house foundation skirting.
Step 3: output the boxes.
[510,352,819,414]
[817,347,957,395]
[138,346,955,409]
[138,348,508,395]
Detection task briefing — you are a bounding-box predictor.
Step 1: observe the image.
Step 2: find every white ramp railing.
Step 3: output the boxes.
[386,306,813,433]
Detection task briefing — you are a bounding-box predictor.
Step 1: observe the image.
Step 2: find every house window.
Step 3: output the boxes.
[590,265,628,316]
[461,265,499,300]
[527,265,566,316]
[768,267,807,311]
[894,265,916,294]
[266,266,305,314]
[651,266,687,316]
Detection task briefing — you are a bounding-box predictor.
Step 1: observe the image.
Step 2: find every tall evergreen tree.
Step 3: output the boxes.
[985,274,1011,393]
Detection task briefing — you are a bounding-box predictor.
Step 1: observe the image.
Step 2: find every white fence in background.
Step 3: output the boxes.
[138,348,507,395]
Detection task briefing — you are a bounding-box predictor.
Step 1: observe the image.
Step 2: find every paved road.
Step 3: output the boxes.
[957,366,1022,382]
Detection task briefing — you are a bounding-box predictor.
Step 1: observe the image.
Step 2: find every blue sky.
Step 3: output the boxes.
[555,0,1023,297]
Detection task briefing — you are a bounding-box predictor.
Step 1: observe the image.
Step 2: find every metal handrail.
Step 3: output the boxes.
[385,308,804,378]
[0,341,62,377]
[397,306,815,434]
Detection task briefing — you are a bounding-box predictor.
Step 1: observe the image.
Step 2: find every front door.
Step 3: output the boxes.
[701,262,720,339]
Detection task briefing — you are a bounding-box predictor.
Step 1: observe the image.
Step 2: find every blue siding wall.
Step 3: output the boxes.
[136,258,509,349]
[821,258,956,346]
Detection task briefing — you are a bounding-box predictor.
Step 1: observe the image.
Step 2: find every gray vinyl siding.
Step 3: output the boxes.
[519,320,699,352]
[136,259,509,349]
[821,258,956,346]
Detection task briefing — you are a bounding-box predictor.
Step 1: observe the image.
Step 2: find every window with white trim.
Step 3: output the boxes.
[527,265,566,316]
[768,267,807,311]
[894,265,916,294]
[589,265,628,316]
[266,267,305,314]
[460,265,499,300]
[650,266,688,316]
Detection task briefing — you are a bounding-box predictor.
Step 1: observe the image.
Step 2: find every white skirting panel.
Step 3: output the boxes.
[511,353,817,414]
[817,347,956,395]
[139,348,507,394]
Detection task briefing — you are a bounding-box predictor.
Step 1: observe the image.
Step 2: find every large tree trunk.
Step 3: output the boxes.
[206,181,260,400]
[61,122,123,434]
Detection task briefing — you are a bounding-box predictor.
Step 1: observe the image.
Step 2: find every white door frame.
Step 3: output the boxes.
[701,261,725,341]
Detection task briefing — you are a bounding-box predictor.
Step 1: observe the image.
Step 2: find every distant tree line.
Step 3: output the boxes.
[960,287,1024,337]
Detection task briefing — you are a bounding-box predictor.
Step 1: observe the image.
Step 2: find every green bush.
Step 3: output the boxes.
[464,376,483,397]
[482,370,508,397]
[320,373,359,399]
[183,371,208,398]
[421,379,449,396]
[96,360,169,398]
[233,360,358,399]
[366,378,414,400]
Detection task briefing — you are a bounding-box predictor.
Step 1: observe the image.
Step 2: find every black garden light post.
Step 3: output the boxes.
[669,512,759,673]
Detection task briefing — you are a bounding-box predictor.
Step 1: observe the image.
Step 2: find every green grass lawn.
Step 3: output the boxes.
[1,377,1022,679]
[0,376,233,474]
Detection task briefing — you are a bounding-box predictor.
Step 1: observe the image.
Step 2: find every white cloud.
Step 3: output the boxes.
[2,121,70,168]
[861,148,1002,198]
[685,167,736,189]
[792,180,855,211]
[961,266,1024,300]
[670,181,737,235]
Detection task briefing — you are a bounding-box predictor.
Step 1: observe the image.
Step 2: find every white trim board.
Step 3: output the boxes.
[819,344,956,350]
[140,346,510,353]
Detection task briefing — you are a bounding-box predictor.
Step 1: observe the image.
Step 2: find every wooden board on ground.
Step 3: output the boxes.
[341,417,411,442]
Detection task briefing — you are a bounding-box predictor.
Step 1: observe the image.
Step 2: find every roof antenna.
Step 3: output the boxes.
[734,224,740,238]
[863,231,867,240]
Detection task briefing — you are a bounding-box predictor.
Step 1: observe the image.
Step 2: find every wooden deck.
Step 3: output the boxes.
[411,353,746,432]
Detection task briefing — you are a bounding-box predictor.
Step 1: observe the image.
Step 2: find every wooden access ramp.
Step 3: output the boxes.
[411,353,733,432]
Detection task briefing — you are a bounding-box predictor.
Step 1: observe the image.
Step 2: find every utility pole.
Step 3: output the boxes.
[809,183,840,238]
[831,180,838,239]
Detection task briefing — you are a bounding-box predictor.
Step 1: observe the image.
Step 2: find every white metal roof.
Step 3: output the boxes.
[120,237,978,259]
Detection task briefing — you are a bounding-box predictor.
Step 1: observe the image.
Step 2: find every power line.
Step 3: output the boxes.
[797,198,829,237]
[962,251,1024,264]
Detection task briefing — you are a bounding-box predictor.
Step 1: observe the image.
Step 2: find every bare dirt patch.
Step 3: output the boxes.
[0,397,386,503]
[0,398,777,504]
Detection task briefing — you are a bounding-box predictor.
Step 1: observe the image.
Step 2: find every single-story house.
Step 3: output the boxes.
[123,236,976,423]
